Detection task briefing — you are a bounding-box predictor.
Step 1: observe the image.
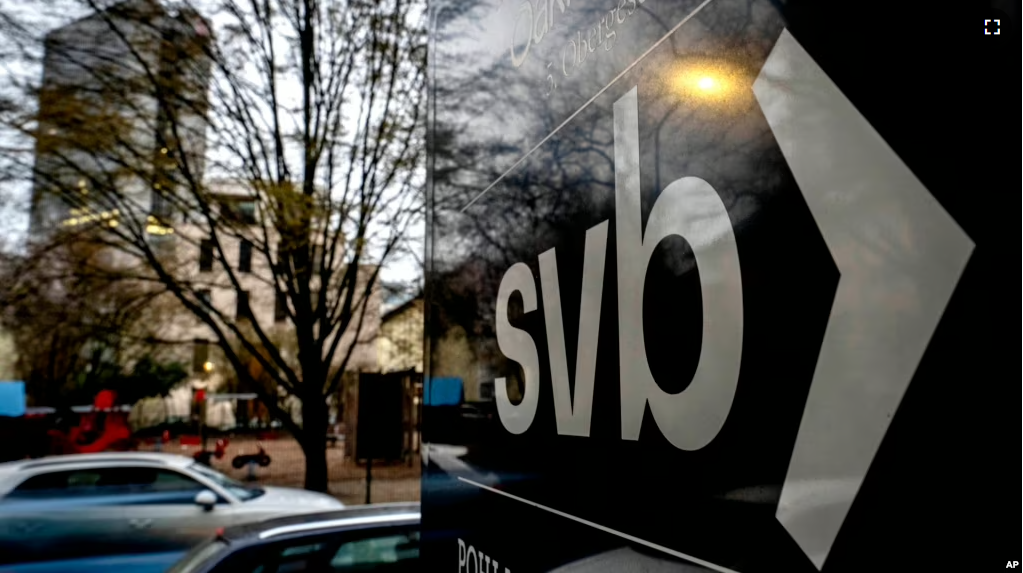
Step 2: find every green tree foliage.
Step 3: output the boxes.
[71,354,187,406]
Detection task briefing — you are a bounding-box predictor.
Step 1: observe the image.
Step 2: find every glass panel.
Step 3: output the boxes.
[165,539,228,573]
[189,463,264,501]
[330,531,419,570]
[281,543,325,557]
[239,239,253,272]
[199,239,214,271]
[236,290,250,320]
[193,339,209,373]
[150,469,205,491]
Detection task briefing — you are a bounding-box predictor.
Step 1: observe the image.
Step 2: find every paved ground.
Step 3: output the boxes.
[137,434,421,506]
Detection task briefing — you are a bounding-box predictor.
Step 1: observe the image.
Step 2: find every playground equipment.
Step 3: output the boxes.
[47,390,133,454]
[232,443,271,481]
[193,438,229,466]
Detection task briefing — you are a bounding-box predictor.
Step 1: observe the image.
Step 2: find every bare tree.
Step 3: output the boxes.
[0,0,425,491]
[0,239,182,407]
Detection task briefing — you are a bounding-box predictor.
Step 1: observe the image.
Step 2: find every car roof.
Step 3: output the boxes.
[0,452,196,475]
[222,502,421,542]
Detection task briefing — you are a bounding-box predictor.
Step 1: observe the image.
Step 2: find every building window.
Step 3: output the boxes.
[274,292,288,323]
[199,239,214,272]
[151,188,172,219]
[221,199,256,225]
[192,339,209,373]
[275,240,287,273]
[239,239,252,273]
[236,291,251,321]
[197,289,211,307]
[311,244,322,274]
[289,243,322,275]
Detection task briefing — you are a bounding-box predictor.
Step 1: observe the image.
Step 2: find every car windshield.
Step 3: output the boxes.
[189,463,264,501]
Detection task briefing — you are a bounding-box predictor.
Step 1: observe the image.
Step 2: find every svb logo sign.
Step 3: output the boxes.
[492,86,742,451]
[487,30,975,571]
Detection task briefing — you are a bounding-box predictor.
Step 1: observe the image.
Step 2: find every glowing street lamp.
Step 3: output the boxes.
[668,57,751,111]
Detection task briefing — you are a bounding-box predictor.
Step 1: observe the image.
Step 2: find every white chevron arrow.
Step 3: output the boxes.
[752,30,974,570]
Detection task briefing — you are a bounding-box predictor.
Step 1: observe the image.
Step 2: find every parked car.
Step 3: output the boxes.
[0,452,344,565]
[0,551,186,573]
[166,502,420,573]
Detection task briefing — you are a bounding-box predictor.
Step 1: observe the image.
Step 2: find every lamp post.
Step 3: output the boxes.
[199,361,214,449]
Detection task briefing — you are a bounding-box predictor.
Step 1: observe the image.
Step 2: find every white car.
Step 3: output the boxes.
[0,452,343,565]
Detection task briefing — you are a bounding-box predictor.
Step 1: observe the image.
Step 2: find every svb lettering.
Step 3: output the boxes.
[493,87,743,451]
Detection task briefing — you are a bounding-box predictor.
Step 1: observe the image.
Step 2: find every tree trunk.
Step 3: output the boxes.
[300,396,330,493]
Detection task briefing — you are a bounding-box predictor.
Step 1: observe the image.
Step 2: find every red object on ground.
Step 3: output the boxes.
[180,435,202,446]
[71,416,131,453]
[48,390,131,454]
[162,430,171,443]
[42,390,136,455]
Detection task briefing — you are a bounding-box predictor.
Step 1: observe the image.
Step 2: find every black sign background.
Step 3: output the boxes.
[424,1,1019,571]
